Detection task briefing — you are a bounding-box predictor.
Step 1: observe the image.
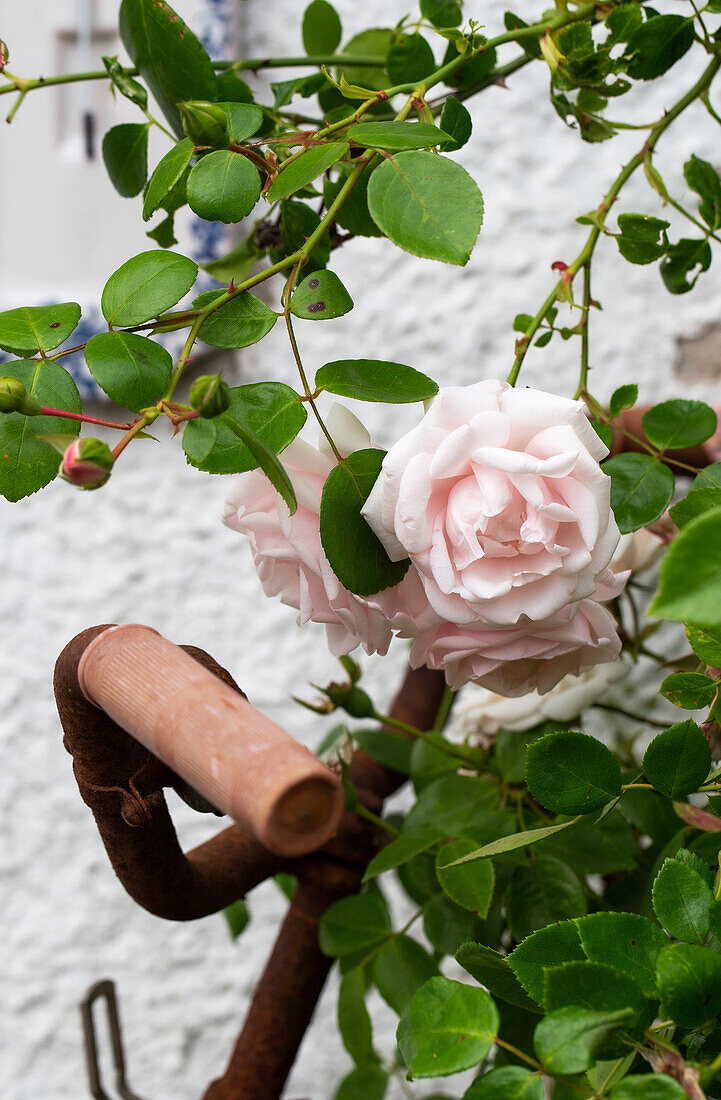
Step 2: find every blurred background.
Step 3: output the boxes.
[1,1,720,1097]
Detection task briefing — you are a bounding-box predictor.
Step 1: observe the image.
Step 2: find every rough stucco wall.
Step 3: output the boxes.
[2,1,721,1097]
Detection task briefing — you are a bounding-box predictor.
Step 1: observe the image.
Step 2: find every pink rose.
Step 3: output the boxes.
[409,595,622,696]
[222,407,423,657]
[362,380,622,627]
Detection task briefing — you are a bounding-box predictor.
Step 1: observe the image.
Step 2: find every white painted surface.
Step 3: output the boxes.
[1,1,719,1097]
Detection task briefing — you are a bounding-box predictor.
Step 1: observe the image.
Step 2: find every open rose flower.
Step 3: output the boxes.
[452,659,629,742]
[222,406,428,657]
[409,594,622,695]
[362,380,622,627]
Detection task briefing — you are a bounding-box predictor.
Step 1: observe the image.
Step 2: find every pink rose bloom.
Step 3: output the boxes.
[409,595,622,696]
[222,406,424,657]
[362,380,623,627]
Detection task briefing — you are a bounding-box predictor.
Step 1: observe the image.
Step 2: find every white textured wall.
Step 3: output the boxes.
[2,1,721,1098]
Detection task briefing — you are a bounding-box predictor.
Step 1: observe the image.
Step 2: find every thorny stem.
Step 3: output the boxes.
[574,262,592,399]
[507,53,721,387]
[38,406,134,430]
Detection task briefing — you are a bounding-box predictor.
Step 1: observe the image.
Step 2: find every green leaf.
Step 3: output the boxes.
[651,507,721,623]
[187,150,261,223]
[604,453,674,533]
[404,774,499,835]
[465,1067,544,1100]
[363,828,443,881]
[643,720,711,798]
[320,448,410,596]
[508,921,585,1005]
[346,121,450,152]
[338,967,376,1066]
[220,412,297,515]
[504,13,542,58]
[338,28,392,90]
[119,0,218,137]
[272,199,330,270]
[661,238,712,295]
[446,819,577,865]
[670,485,721,529]
[439,97,472,151]
[684,155,721,232]
[197,292,277,349]
[624,15,694,81]
[183,381,306,475]
[102,122,149,198]
[610,1076,686,1100]
[441,37,497,90]
[316,359,437,403]
[605,5,643,46]
[324,165,382,238]
[319,892,391,957]
[397,977,499,1078]
[653,857,713,943]
[576,912,666,999]
[374,935,439,1014]
[544,960,647,1020]
[660,672,717,710]
[526,730,621,815]
[223,898,249,939]
[386,33,436,86]
[539,810,638,876]
[290,270,353,320]
[84,332,172,412]
[687,624,721,667]
[507,857,587,942]
[222,103,264,144]
[0,361,81,501]
[266,143,347,203]
[101,250,197,326]
[423,894,483,956]
[303,0,342,55]
[643,400,717,451]
[655,943,721,1026]
[436,838,495,915]
[143,138,194,221]
[609,383,638,419]
[533,1007,635,1075]
[201,233,262,284]
[334,1066,388,1100]
[351,728,412,774]
[420,0,462,28]
[455,943,540,1013]
[616,213,668,265]
[367,151,483,266]
[0,302,81,356]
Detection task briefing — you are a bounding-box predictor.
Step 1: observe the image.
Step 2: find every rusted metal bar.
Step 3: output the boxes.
[80,980,147,1100]
[203,663,447,1100]
[55,626,285,920]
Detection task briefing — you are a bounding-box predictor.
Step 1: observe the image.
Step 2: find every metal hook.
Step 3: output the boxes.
[80,980,148,1100]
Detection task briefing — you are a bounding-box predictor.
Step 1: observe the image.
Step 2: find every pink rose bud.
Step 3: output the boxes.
[61,438,114,491]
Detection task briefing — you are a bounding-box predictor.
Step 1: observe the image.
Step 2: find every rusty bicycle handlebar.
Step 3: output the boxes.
[75,623,344,857]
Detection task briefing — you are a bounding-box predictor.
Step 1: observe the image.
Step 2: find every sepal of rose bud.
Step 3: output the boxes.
[0,376,41,415]
[325,683,375,720]
[540,31,563,74]
[61,438,114,490]
[178,101,228,145]
[190,374,231,418]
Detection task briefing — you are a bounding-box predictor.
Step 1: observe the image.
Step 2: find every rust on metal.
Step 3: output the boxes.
[55,626,446,1098]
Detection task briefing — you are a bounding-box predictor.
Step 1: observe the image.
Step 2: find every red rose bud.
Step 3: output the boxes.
[178,101,228,146]
[189,374,231,418]
[61,438,114,490]
[0,376,41,415]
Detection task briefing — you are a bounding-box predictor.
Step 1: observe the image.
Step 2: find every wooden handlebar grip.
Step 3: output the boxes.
[77,624,344,857]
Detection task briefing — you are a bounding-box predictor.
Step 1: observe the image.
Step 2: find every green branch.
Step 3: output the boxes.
[507,53,721,387]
